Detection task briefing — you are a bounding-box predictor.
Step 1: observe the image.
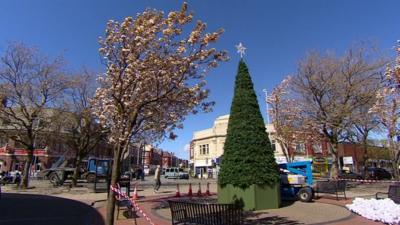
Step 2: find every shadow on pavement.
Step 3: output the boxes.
[0,193,105,225]
[243,211,303,225]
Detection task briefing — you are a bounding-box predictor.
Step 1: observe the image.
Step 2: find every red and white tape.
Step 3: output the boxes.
[336,178,400,183]
[110,185,156,225]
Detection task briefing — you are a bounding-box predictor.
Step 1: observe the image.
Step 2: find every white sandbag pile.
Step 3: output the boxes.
[346,198,400,224]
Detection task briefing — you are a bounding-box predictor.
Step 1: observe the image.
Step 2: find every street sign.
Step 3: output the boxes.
[343,156,353,165]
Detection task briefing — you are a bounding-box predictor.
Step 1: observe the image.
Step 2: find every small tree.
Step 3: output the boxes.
[64,71,108,186]
[218,59,279,189]
[92,3,228,225]
[0,42,69,188]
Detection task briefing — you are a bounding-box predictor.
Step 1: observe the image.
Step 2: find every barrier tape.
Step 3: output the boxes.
[336,178,400,183]
[110,185,156,225]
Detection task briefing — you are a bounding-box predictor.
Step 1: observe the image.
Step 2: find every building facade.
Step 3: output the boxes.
[189,114,391,178]
[189,115,285,178]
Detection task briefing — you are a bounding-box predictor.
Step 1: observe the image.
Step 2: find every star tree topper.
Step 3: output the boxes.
[236,42,246,58]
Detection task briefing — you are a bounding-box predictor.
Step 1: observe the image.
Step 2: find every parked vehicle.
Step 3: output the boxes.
[367,168,392,180]
[279,161,314,202]
[164,167,189,179]
[338,170,363,180]
[40,157,112,185]
[0,171,21,185]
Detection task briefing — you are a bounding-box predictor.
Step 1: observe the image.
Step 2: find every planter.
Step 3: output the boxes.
[218,183,280,210]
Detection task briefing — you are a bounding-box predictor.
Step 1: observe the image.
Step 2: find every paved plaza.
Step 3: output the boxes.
[1,178,393,225]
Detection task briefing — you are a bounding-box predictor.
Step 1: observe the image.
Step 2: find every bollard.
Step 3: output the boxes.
[197,182,202,196]
[187,183,193,197]
[175,183,181,197]
[205,182,211,196]
[132,184,139,200]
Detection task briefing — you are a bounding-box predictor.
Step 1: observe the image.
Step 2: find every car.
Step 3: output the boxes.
[367,168,392,180]
[338,170,363,180]
[164,167,189,179]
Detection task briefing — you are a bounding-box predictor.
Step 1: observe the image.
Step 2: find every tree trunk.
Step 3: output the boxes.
[280,142,291,163]
[105,142,123,225]
[329,143,339,179]
[71,155,82,187]
[362,137,369,179]
[21,148,34,188]
[388,135,399,179]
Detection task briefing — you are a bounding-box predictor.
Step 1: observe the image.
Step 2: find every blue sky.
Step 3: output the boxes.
[1,0,399,159]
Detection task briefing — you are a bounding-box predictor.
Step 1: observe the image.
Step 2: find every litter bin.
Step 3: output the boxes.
[119,178,130,197]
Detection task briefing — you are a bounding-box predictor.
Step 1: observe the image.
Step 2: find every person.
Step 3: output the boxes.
[154,165,161,193]
[136,168,143,180]
[13,172,21,185]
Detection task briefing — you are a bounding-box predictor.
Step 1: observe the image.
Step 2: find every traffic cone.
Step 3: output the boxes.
[132,184,139,200]
[175,183,181,197]
[188,183,193,197]
[205,182,211,196]
[197,182,202,196]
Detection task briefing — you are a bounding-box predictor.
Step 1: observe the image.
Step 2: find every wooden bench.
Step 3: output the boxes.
[315,180,347,200]
[168,200,242,225]
[376,184,400,204]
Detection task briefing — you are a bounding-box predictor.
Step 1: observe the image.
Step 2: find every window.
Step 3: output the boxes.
[295,143,305,153]
[312,143,322,153]
[199,144,209,155]
[271,140,276,151]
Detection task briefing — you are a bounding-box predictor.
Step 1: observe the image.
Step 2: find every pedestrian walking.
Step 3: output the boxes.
[154,165,161,193]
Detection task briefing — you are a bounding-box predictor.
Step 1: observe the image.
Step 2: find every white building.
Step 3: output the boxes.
[189,114,285,178]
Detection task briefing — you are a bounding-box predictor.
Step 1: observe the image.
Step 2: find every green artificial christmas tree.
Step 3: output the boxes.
[218,55,280,210]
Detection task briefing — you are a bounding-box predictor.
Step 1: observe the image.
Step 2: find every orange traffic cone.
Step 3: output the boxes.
[175,183,181,197]
[188,183,193,197]
[197,182,202,196]
[132,184,139,200]
[205,182,211,196]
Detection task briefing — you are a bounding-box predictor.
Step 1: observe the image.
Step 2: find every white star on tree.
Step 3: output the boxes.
[236,42,246,58]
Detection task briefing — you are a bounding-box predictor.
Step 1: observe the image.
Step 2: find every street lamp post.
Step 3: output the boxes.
[262,89,270,124]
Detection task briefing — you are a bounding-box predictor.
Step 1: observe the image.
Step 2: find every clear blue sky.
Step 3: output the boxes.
[1,0,399,159]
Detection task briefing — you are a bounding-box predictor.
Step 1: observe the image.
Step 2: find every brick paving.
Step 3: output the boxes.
[1,179,390,225]
[98,194,385,225]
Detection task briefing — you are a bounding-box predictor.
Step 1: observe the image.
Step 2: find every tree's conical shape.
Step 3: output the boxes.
[218,60,279,188]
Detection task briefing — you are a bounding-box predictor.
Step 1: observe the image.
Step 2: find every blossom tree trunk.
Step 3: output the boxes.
[105,142,124,225]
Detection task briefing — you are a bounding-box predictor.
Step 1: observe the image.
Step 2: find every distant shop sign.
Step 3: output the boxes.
[313,157,326,163]
[343,156,353,165]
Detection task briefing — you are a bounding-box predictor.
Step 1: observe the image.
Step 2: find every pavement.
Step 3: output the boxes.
[0,193,104,225]
[0,178,393,225]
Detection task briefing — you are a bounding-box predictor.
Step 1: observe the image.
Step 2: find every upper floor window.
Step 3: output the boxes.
[199,144,209,155]
[270,139,276,151]
[312,143,322,153]
[295,143,305,153]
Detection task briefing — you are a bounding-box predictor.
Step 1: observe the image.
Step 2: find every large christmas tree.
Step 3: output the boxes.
[219,59,279,188]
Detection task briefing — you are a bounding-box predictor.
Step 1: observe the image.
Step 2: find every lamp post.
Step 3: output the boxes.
[262,89,270,124]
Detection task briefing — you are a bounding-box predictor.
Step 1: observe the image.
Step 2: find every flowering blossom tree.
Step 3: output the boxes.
[268,77,300,162]
[268,76,321,162]
[92,3,228,224]
[370,43,400,179]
